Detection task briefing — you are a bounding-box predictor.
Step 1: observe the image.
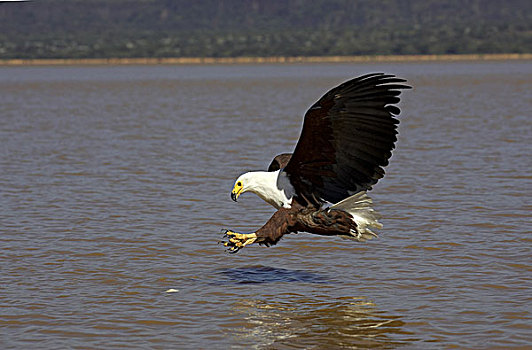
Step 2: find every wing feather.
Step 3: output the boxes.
[283,73,410,205]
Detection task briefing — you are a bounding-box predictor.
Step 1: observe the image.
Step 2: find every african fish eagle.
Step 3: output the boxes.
[221,73,410,253]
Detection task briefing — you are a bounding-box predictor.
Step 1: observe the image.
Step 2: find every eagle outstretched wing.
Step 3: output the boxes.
[282,73,411,206]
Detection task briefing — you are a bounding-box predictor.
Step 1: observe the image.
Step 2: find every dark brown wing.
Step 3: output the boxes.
[283,73,410,205]
[267,153,292,172]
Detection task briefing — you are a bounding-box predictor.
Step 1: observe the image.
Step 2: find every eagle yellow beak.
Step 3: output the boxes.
[231,182,243,202]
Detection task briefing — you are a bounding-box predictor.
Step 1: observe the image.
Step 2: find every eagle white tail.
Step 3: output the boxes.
[331,191,383,241]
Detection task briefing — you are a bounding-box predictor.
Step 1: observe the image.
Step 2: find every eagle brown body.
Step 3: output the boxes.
[252,200,360,247]
[222,73,410,253]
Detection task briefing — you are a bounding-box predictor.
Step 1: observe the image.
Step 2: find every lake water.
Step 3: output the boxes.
[1,61,531,349]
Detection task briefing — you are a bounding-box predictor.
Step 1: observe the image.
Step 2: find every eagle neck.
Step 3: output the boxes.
[245,170,295,209]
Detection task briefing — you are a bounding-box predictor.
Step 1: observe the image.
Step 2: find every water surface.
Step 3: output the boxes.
[1,61,531,348]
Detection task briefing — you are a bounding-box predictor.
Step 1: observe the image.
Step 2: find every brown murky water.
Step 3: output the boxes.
[1,62,531,349]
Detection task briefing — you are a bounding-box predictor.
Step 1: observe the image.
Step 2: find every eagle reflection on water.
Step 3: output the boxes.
[225,295,411,349]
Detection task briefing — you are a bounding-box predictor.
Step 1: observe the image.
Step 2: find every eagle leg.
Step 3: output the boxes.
[220,230,258,253]
[220,208,297,253]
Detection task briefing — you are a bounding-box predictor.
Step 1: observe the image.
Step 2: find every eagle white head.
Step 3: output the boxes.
[231,170,295,209]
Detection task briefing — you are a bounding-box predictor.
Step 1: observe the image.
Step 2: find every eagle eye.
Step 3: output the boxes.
[237,182,242,187]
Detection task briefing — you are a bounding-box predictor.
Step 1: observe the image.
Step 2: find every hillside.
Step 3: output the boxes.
[0,0,530,59]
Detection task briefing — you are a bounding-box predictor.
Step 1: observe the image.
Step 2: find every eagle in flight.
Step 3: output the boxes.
[221,73,410,253]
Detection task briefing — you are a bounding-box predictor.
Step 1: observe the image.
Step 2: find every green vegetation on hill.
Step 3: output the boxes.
[0,0,530,59]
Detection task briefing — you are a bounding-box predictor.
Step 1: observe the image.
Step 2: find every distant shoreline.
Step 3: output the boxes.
[1,54,530,66]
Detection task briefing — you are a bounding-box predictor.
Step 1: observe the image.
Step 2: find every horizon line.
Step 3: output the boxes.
[1,53,531,66]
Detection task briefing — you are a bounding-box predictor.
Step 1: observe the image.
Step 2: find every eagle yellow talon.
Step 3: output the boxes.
[221,230,258,253]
